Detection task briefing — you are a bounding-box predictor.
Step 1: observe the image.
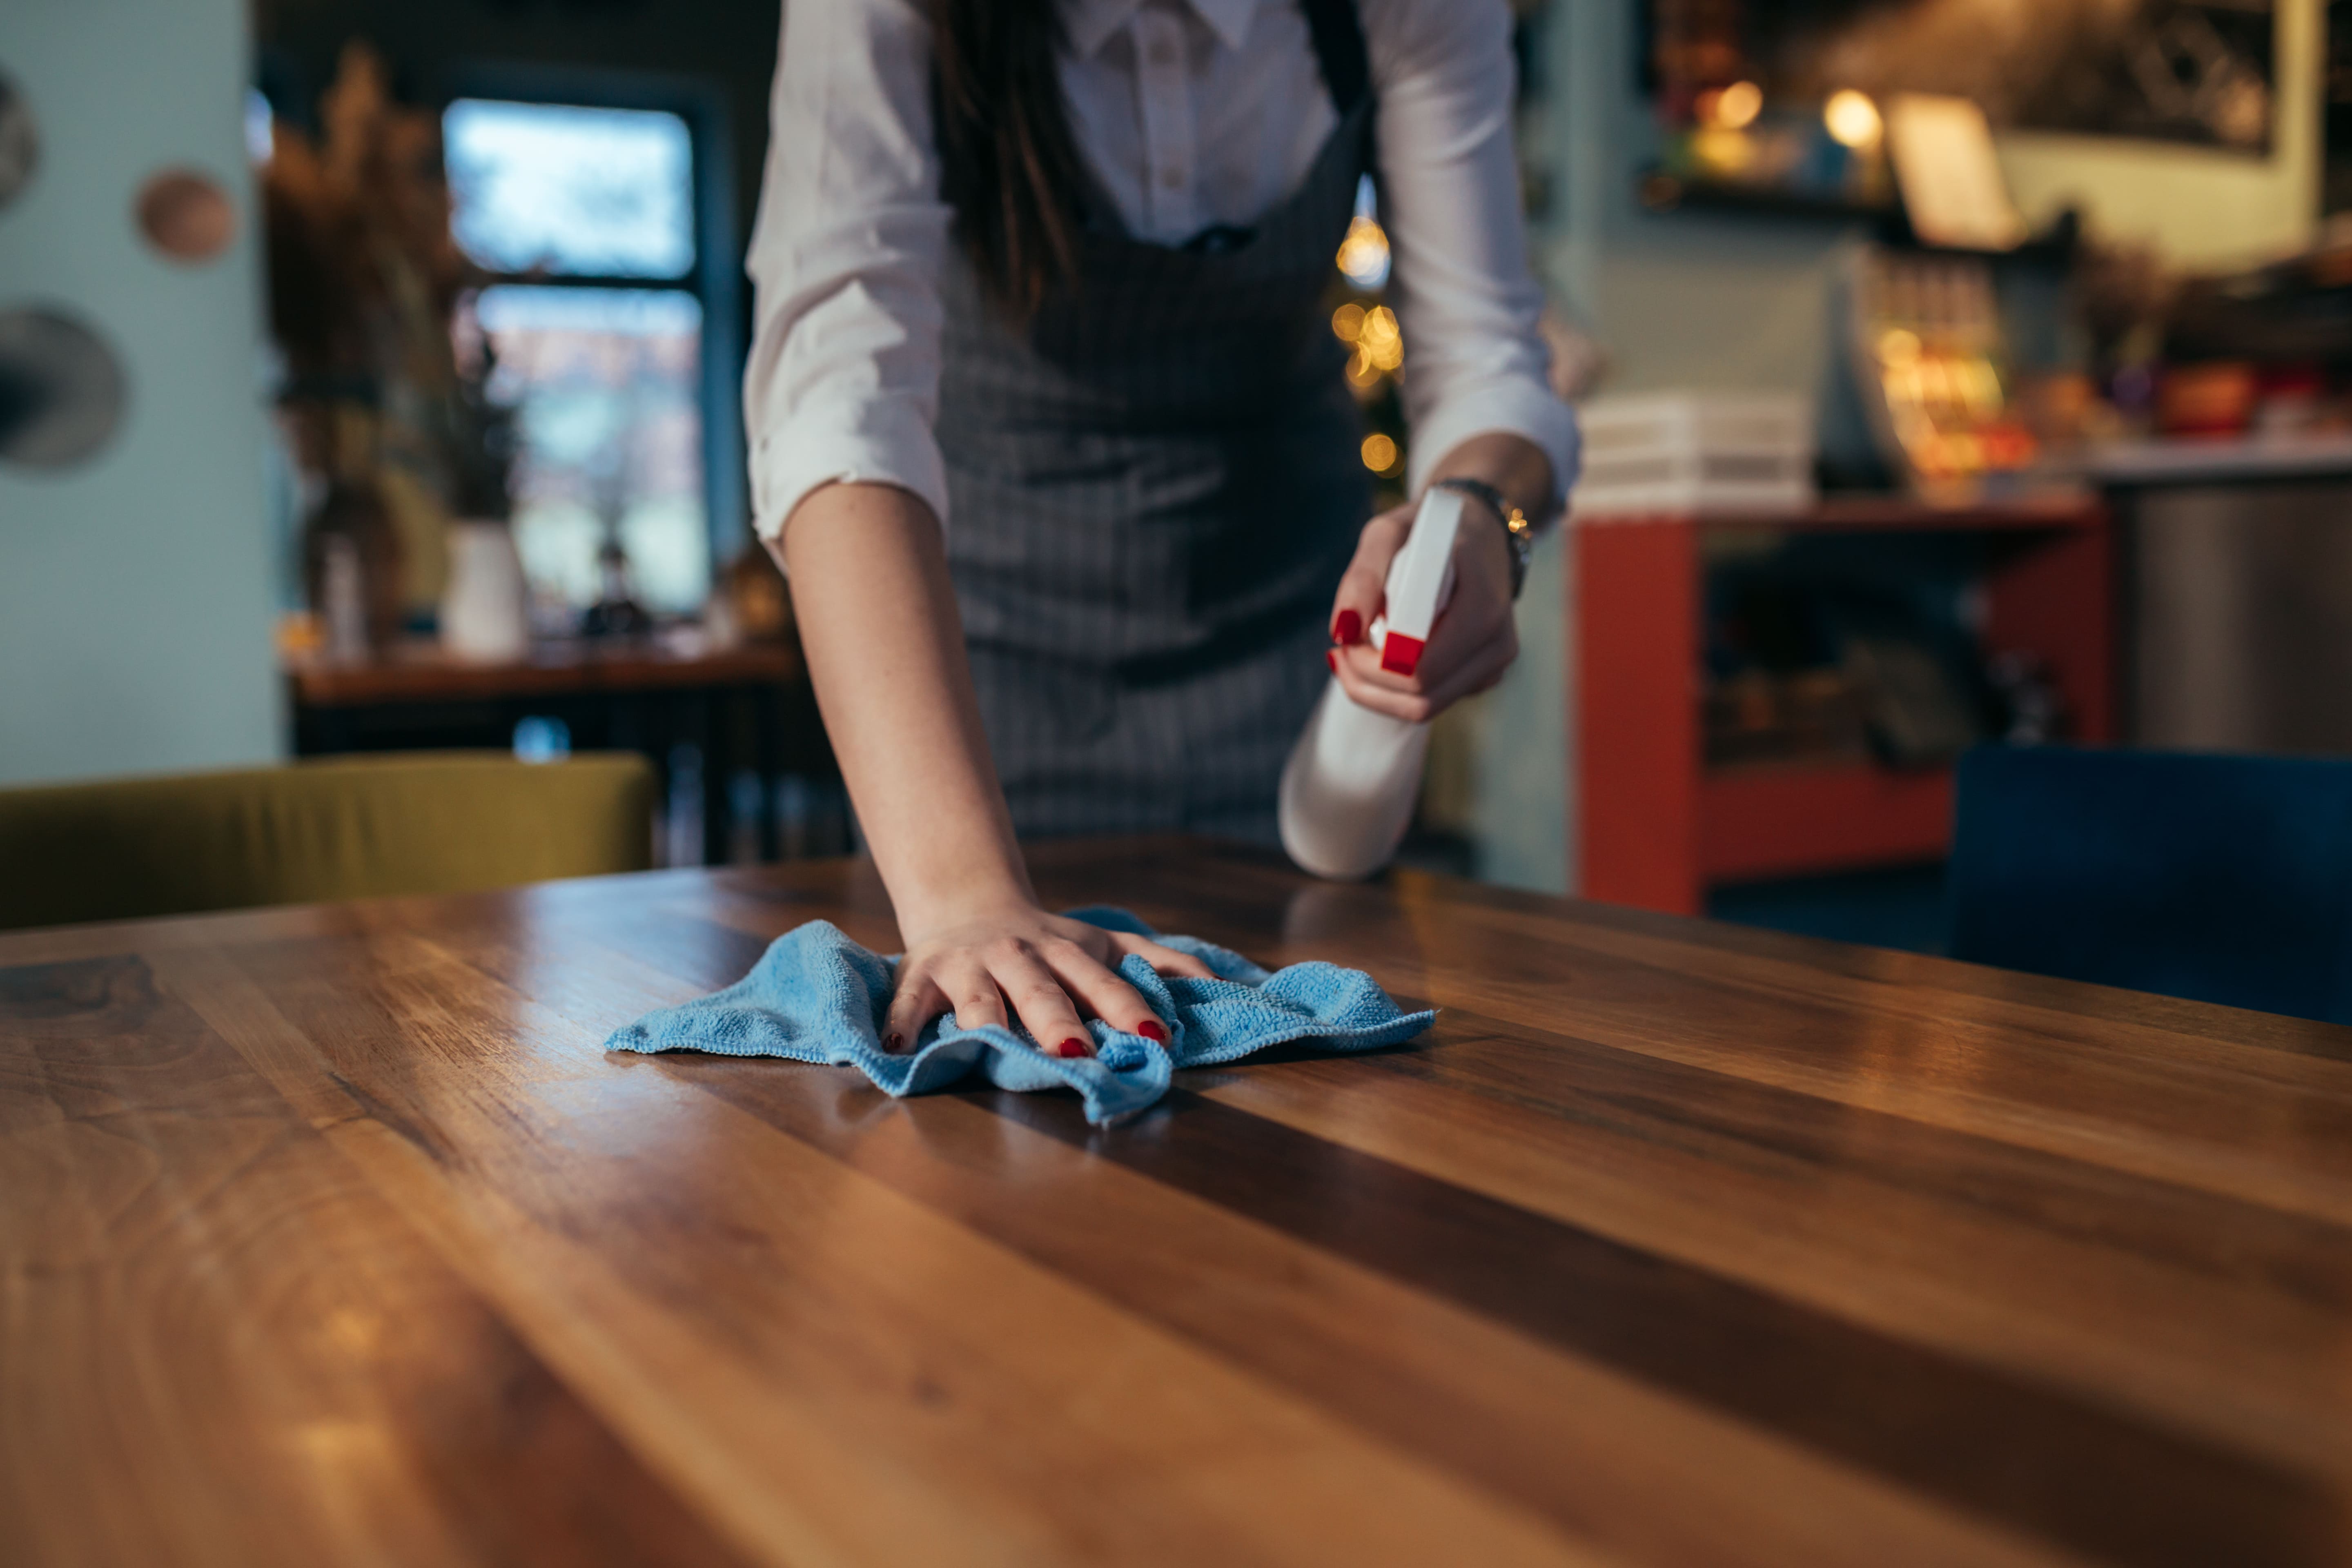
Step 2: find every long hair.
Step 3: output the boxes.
[931,0,1087,315]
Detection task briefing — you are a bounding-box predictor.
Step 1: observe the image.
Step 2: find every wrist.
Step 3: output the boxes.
[1424,432,1556,526]
[888,861,1040,947]
[1431,476,1536,599]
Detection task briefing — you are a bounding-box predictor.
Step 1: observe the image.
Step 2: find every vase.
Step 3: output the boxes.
[301,476,403,654]
[439,520,529,661]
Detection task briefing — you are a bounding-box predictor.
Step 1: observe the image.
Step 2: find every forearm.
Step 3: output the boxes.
[778,481,1033,941]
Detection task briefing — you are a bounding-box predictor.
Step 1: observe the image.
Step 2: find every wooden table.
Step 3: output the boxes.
[6,840,2348,1567]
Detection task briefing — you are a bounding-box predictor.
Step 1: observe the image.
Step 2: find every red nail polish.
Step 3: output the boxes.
[1138,1020,1168,1044]
[1058,1037,1091,1059]
[1333,609,1363,645]
[1327,648,1341,674]
[884,1032,904,1052]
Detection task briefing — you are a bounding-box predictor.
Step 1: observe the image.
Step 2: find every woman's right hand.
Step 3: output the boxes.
[884,899,1218,1058]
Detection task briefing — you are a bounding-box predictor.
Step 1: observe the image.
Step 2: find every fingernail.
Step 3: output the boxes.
[1333,609,1363,644]
[884,1032,904,1052]
[1138,1020,1168,1044]
[1326,648,1339,673]
[1057,1037,1092,1059]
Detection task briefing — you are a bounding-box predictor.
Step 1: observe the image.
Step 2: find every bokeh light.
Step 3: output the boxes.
[1356,306,1402,372]
[1336,215,1390,292]
[1344,305,1405,392]
[1824,90,1883,149]
[1710,81,1763,130]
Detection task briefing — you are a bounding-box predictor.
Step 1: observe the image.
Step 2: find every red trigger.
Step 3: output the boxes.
[1379,633,1425,676]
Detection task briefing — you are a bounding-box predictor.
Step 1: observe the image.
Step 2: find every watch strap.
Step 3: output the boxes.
[1432,477,1535,599]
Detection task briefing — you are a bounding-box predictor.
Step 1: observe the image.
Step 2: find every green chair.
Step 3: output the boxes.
[0,751,655,931]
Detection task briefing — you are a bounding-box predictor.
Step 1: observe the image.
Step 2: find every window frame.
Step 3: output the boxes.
[436,61,746,599]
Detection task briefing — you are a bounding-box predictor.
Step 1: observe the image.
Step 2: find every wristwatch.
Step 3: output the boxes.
[1432,477,1538,599]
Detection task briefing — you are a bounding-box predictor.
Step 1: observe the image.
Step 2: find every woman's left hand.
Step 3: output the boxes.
[1325,497,1519,723]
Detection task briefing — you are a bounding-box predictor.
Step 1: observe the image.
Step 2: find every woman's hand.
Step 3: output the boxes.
[784,484,1213,1059]
[1326,431,1553,722]
[884,902,1218,1058]
[1326,495,1519,724]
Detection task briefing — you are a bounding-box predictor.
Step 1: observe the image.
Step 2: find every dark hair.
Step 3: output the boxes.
[932,0,1087,315]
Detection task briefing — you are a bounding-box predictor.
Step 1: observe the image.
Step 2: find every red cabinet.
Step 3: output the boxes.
[1574,497,2113,915]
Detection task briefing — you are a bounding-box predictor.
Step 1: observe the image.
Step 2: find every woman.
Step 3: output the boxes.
[746,0,1577,1056]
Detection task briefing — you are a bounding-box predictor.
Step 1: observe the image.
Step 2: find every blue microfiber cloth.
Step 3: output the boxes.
[606,906,1434,1126]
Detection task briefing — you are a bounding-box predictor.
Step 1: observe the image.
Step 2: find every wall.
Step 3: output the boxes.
[1553,0,2325,397]
[1452,0,2327,896]
[0,0,280,786]
[2002,0,2323,270]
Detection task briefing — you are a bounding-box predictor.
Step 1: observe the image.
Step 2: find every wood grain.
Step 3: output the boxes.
[3,838,2348,1566]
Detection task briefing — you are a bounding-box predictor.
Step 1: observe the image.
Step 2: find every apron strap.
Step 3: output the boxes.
[1299,0,1372,118]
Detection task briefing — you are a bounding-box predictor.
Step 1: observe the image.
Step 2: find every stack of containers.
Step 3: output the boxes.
[1568,392,1815,518]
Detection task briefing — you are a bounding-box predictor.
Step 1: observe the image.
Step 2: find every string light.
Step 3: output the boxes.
[1360,433,1399,474]
[1824,90,1882,149]
[1708,80,1762,130]
[1355,305,1402,372]
[1691,127,1756,175]
[1336,214,1391,291]
[1331,302,1365,343]
[1344,307,1403,390]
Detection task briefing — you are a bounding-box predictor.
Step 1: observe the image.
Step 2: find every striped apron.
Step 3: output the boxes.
[936,0,1375,842]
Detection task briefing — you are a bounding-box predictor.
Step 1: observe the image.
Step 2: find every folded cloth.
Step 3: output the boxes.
[606,906,1435,1126]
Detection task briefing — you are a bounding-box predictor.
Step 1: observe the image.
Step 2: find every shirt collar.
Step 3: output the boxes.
[1064,0,1260,58]
[1185,0,1259,50]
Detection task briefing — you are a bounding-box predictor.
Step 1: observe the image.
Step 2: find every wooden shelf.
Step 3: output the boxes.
[1700,761,1954,883]
[287,638,802,708]
[1635,169,1897,223]
[1724,492,2103,532]
[2076,433,2352,487]
[1581,492,2105,534]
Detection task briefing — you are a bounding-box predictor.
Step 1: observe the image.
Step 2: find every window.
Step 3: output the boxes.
[444,100,695,279]
[444,97,715,618]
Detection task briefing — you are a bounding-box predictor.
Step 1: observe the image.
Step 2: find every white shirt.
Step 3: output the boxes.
[743,0,1578,543]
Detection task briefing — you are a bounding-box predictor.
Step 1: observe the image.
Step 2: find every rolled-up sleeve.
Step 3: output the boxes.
[1370,0,1580,506]
[743,0,954,545]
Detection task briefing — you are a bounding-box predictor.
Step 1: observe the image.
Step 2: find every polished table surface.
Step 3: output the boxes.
[5,839,2349,1567]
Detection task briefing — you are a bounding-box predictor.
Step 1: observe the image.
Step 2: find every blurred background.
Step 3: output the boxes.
[3,0,2347,952]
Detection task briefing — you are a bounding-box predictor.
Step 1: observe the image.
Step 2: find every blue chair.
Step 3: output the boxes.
[1949,746,2352,1024]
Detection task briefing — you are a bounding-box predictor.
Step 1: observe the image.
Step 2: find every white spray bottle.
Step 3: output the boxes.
[1278,486,1467,880]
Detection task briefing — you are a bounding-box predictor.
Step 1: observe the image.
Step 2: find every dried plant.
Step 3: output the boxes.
[262,42,513,519]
